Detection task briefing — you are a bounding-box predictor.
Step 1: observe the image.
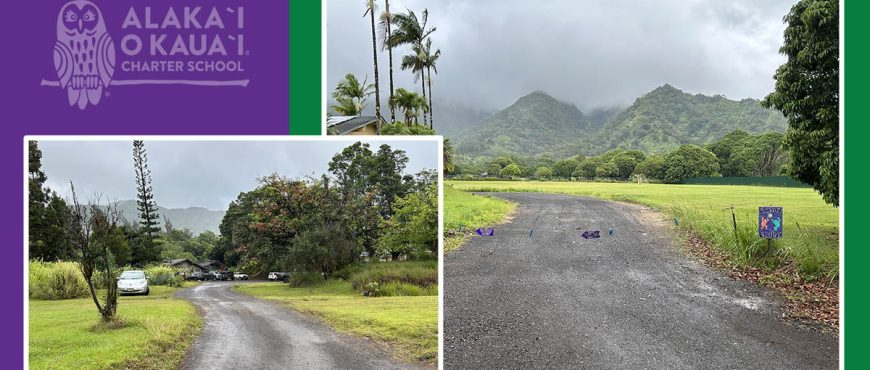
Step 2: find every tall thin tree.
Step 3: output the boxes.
[422,38,441,130]
[387,8,436,126]
[364,0,382,134]
[133,141,160,243]
[379,0,396,124]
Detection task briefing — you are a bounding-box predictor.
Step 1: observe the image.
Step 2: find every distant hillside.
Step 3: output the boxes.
[453,85,787,158]
[455,91,595,158]
[430,100,494,138]
[114,200,224,235]
[597,84,787,153]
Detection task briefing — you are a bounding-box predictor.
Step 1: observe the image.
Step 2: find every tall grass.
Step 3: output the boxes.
[29,260,89,300]
[344,261,438,297]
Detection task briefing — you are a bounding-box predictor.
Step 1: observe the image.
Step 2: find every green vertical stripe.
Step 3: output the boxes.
[289,0,323,135]
[846,0,861,366]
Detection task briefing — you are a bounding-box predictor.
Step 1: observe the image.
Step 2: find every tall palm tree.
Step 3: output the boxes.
[390,88,428,125]
[378,0,396,124]
[331,73,374,116]
[421,38,441,130]
[364,0,382,134]
[400,45,428,126]
[387,9,436,125]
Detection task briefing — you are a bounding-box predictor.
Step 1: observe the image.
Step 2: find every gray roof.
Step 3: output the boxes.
[168,258,206,269]
[327,116,378,135]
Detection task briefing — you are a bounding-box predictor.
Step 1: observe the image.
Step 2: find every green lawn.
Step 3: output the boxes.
[234,279,438,365]
[443,185,517,251]
[29,284,201,370]
[447,180,839,281]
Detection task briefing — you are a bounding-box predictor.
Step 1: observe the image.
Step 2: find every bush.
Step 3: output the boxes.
[142,265,178,286]
[287,272,324,287]
[29,260,90,300]
[167,275,185,287]
[349,261,437,295]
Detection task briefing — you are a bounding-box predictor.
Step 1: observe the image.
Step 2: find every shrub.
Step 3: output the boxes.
[142,265,178,286]
[29,260,89,300]
[167,275,185,287]
[287,272,323,287]
[349,261,437,295]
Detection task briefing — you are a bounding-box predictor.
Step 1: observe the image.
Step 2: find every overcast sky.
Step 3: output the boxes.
[327,0,795,111]
[38,140,438,211]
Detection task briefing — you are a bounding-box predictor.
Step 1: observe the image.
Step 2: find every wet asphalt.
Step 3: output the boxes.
[444,193,838,369]
[177,281,417,370]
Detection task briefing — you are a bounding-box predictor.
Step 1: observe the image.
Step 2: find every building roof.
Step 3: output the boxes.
[167,258,206,270]
[327,115,378,135]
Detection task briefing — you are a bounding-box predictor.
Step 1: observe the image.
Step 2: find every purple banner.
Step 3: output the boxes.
[3,0,290,366]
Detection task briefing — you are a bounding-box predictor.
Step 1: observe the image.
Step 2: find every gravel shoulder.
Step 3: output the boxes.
[177,281,418,369]
[444,192,838,369]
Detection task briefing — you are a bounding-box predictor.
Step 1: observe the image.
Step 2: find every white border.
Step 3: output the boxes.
[838,0,845,367]
[23,135,444,369]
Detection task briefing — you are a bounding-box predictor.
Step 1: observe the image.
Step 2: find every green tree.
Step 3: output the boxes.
[762,0,838,205]
[388,8,436,126]
[595,162,618,178]
[612,154,640,179]
[422,38,441,129]
[443,138,456,175]
[730,132,787,177]
[634,155,666,180]
[499,163,521,178]
[29,141,75,261]
[535,166,553,179]
[706,129,751,176]
[389,88,428,125]
[364,0,383,130]
[331,73,374,116]
[378,182,438,257]
[574,157,602,179]
[132,140,161,263]
[661,145,721,184]
[553,158,580,178]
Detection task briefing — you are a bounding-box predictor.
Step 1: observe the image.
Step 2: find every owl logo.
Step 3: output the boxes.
[53,0,115,110]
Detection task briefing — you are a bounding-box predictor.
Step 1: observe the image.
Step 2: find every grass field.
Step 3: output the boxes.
[234,271,438,365]
[447,180,839,281]
[29,284,201,370]
[444,185,517,251]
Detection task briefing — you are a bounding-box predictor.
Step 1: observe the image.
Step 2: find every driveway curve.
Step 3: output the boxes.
[444,193,837,369]
[177,281,416,369]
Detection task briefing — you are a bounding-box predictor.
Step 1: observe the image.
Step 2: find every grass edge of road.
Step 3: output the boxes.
[29,283,202,370]
[443,185,517,252]
[234,278,438,367]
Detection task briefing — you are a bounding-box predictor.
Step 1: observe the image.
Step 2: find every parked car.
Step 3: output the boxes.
[268,272,288,281]
[187,272,205,281]
[118,270,149,295]
[234,272,249,280]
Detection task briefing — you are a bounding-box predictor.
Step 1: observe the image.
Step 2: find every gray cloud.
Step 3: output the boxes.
[38,139,438,210]
[327,0,794,111]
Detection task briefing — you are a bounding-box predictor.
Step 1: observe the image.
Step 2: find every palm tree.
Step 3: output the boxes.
[378,1,396,124]
[421,38,441,130]
[443,138,456,175]
[364,0,382,134]
[400,45,428,126]
[388,9,436,125]
[390,88,428,125]
[331,73,374,116]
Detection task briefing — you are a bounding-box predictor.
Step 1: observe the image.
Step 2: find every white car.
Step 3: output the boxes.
[117,270,149,295]
[234,272,249,280]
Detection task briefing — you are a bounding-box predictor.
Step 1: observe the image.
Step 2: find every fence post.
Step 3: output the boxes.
[731,204,739,249]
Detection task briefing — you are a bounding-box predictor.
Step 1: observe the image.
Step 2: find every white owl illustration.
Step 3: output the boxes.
[53,0,115,110]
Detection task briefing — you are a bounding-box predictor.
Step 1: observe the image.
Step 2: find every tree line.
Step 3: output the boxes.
[452,129,789,184]
[330,2,441,135]
[212,142,438,275]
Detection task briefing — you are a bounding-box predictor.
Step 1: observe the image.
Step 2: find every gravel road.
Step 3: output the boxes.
[444,193,837,369]
[177,281,417,369]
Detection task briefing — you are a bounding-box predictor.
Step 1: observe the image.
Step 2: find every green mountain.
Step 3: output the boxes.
[597,84,787,153]
[455,91,594,158]
[114,200,225,235]
[454,85,787,158]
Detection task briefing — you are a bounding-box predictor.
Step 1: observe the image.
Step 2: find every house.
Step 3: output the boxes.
[326,115,379,135]
[166,258,206,274]
[197,260,226,272]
